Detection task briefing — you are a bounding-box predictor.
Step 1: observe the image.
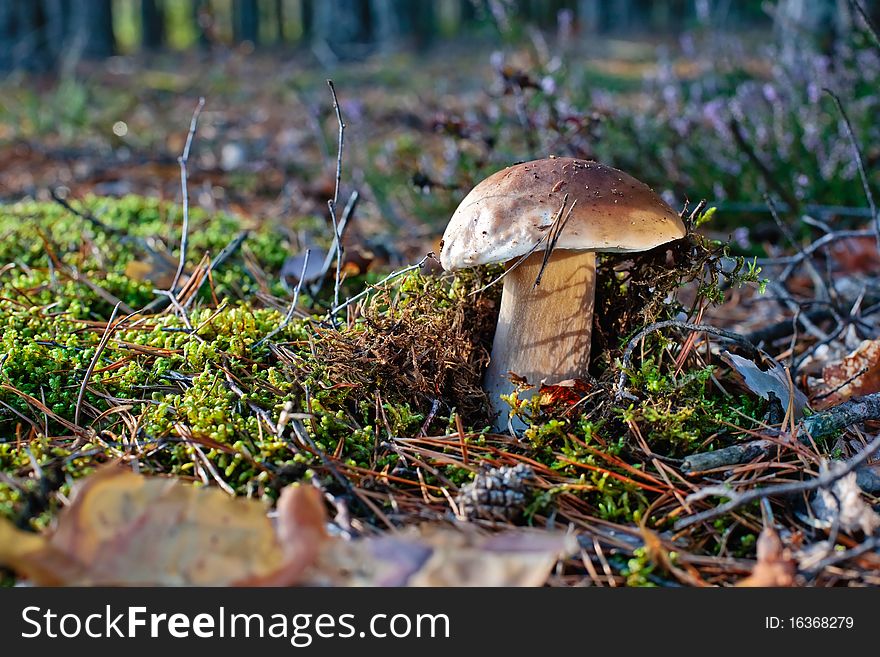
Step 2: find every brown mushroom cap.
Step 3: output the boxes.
[440,157,686,271]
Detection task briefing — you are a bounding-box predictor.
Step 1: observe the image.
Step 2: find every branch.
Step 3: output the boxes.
[728,117,801,215]
[823,88,879,250]
[170,97,206,293]
[74,303,123,428]
[326,80,346,318]
[253,249,311,349]
[683,392,880,473]
[330,253,435,317]
[675,410,880,530]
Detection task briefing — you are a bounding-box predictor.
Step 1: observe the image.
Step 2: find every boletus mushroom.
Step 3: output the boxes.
[440,157,686,430]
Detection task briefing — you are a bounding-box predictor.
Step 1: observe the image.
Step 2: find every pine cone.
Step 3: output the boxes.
[457,463,534,522]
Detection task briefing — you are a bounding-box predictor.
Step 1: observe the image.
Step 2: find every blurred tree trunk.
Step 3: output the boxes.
[70,0,115,59]
[233,0,260,43]
[141,0,165,49]
[43,0,71,61]
[370,0,437,51]
[607,0,633,31]
[577,0,600,34]
[311,0,373,59]
[273,0,285,42]
[194,0,213,48]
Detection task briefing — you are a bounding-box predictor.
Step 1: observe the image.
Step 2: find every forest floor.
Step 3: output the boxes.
[1,28,880,587]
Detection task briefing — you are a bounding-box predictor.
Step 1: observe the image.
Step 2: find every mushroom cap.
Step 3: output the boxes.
[440,157,686,271]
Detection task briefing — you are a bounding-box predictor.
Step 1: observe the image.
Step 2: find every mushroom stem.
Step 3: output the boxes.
[485,250,596,431]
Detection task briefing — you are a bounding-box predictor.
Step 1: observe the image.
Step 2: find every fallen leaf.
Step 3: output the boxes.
[0,465,325,586]
[736,523,796,587]
[538,378,593,407]
[304,526,577,587]
[812,338,880,409]
[723,351,808,418]
[830,237,880,274]
[233,483,329,586]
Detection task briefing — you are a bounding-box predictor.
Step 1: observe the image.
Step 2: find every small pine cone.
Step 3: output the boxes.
[457,463,534,522]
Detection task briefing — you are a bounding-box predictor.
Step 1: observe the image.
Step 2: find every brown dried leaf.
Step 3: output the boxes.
[830,236,880,274]
[0,466,326,586]
[813,338,880,409]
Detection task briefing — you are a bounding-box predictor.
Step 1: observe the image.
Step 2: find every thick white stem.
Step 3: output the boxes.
[484,250,596,431]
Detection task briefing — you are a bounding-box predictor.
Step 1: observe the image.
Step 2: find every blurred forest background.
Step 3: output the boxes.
[2,1,875,219]
[2,2,880,588]
[0,1,865,68]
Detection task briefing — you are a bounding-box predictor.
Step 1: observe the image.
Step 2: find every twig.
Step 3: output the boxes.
[681,440,773,474]
[330,253,434,316]
[328,200,344,314]
[742,309,830,346]
[728,117,801,215]
[50,190,126,240]
[684,391,880,472]
[315,190,359,290]
[327,80,345,208]
[181,230,250,310]
[614,321,759,401]
[757,229,872,272]
[764,193,828,299]
[74,303,122,427]
[467,196,573,297]
[812,366,870,402]
[849,0,880,50]
[807,533,880,572]
[712,201,875,219]
[210,229,249,272]
[675,421,880,530]
[533,195,576,289]
[326,80,346,317]
[170,97,206,293]
[253,249,311,349]
[823,88,879,250]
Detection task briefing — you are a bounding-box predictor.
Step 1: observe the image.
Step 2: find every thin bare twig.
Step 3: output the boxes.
[170,97,206,293]
[330,253,434,316]
[468,196,571,296]
[327,80,345,208]
[74,303,122,427]
[728,117,801,215]
[764,193,828,299]
[182,230,250,310]
[823,88,879,250]
[326,80,346,316]
[253,249,311,349]
[315,190,359,288]
[849,0,880,50]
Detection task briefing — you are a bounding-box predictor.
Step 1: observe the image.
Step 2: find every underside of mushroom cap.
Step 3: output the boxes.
[440,157,686,271]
